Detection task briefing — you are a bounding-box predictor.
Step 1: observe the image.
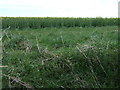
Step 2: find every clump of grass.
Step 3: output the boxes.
[4,35,32,52]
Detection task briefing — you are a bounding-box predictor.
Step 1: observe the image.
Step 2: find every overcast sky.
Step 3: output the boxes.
[0,0,119,17]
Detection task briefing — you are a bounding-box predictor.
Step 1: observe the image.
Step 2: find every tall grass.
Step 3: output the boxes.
[2,17,118,29]
[2,26,119,88]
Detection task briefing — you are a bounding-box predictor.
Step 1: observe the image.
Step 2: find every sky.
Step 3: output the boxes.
[0,0,119,17]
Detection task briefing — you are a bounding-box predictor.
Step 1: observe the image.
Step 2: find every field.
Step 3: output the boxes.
[1,17,119,88]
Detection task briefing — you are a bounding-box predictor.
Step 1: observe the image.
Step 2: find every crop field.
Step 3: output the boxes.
[1,17,119,88]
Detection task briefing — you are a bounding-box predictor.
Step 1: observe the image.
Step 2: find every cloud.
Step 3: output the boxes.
[0,0,119,17]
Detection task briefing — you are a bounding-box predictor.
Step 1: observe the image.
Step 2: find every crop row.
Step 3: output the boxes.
[1,17,118,29]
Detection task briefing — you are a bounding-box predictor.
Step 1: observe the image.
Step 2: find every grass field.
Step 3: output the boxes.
[2,26,119,88]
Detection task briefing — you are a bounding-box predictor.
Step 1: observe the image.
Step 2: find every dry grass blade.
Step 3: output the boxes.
[44,48,58,58]
[95,54,107,75]
[36,36,58,58]
[1,26,11,41]
[2,74,35,90]
[0,65,8,67]
[60,32,64,46]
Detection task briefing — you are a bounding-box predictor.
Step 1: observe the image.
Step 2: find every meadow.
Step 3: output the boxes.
[1,17,119,88]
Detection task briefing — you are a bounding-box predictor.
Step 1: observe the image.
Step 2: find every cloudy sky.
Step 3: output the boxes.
[0,0,119,17]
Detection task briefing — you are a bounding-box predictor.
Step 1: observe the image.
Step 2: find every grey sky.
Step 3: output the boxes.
[0,0,119,17]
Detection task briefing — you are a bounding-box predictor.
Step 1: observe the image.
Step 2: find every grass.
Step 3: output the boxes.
[2,26,119,88]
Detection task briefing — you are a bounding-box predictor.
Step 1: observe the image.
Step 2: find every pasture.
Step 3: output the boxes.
[1,17,119,88]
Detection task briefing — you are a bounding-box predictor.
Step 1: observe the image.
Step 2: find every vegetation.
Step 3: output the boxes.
[1,17,119,89]
[2,17,118,29]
